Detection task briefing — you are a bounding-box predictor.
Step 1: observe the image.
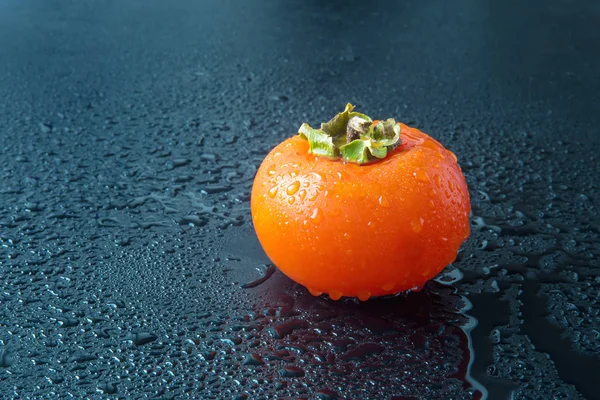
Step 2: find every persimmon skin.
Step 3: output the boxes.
[251,124,471,300]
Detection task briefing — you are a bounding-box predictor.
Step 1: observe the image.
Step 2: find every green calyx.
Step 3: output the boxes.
[298,104,402,164]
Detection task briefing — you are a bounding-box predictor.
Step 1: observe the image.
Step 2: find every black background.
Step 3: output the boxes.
[1,1,599,399]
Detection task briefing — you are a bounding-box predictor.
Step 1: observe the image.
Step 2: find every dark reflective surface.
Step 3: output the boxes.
[1,0,599,399]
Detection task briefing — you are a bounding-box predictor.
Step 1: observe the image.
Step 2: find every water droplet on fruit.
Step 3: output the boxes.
[410,217,425,233]
[298,189,307,200]
[308,288,323,296]
[433,174,441,188]
[287,196,295,205]
[286,180,300,195]
[329,290,342,300]
[414,169,430,182]
[378,196,389,207]
[448,150,458,162]
[401,128,426,144]
[357,291,371,301]
[268,186,278,198]
[381,282,395,291]
[310,208,322,223]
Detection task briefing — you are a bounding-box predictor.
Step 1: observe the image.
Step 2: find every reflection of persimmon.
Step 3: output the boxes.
[251,105,471,301]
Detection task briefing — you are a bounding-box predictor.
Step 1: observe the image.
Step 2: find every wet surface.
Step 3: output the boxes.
[1,0,599,399]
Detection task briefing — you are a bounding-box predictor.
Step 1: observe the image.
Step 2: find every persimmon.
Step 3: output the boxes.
[251,104,470,301]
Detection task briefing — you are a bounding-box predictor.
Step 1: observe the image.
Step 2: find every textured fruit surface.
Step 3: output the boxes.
[251,124,471,300]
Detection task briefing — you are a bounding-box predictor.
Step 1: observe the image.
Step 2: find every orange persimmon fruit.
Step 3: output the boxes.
[251,104,470,300]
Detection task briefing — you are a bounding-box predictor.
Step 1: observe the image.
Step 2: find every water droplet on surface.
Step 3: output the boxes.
[39,122,52,133]
[415,169,430,182]
[357,291,371,301]
[434,174,442,188]
[378,196,389,207]
[307,192,319,201]
[310,208,322,223]
[435,267,463,284]
[316,388,340,400]
[71,352,98,363]
[270,320,308,339]
[329,290,343,300]
[243,353,264,366]
[341,343,385,361]
[272,95,289,102]
[279,365,305,378]
[0,350,15,368]
[286,180,300,195]
[410,217,424,233]
[128,332,158,346]
[448,150,458,162]
[97,383,118,394]
[241,265,276,289]
[308,288,323,296]
[268,186,278,198]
